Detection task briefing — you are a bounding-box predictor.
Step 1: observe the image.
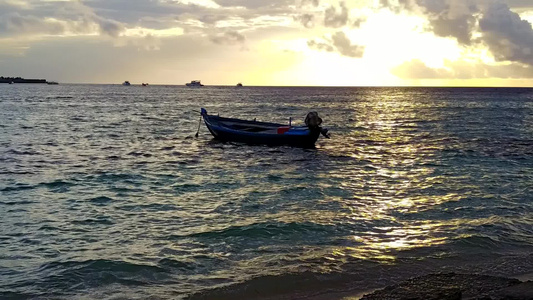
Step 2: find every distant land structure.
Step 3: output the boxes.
[1,76,47,84]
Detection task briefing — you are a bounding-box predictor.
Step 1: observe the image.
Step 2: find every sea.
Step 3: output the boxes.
[1,84,532,300]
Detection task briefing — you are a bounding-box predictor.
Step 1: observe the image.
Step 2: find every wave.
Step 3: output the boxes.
[5,149,41,156]
[157,258,199,274]
[88,196,114,205]
[175,221,342,240]
[40,259,167,274]
[1,180,74,193]
[0,184,36,192]
[35,259,170,293]
[90,173,146,183]
[46,96,73,99]
[42,180,75,190]
[0,291,40,300]
[71,217,115,226]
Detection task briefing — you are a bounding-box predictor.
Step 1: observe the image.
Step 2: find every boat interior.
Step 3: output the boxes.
[209,117,290,134]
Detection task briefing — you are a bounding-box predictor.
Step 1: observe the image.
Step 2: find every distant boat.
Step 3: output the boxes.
[47,81,58,85]
[122,81,131,86]
[142,83,149,86]
[186,80,203,87]
[236,83,243,87]
[8,81,13,84]
[200,108,330,147]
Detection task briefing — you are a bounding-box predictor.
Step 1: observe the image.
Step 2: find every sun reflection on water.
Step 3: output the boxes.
[319,89,461,263]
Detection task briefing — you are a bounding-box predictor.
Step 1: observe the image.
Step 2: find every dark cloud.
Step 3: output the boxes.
[210,31,245,45]
[295,13,315,28]
[331,31,364,57]
[308,39,335,52]
[479,2,533,65]
[95,17,125,37]
[379,0,533,66]
[424,1,478,45]
[352,16,366,28]
[379,0,478,44]
[82,0,193,24]
[213,0,293,9]
[301,0,320,7]
[199,14,228,25]
[308,31,364,58]
[0,13,66,36]
[506,0,533,9]
[0,12,125,38]
[324,1,349,28]
[429,13,476,45]
[0,1,126,38]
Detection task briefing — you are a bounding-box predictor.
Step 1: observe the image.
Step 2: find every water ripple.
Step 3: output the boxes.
[0,85,532,299]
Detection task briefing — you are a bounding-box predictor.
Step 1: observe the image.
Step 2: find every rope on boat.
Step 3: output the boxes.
[194,115,202,137]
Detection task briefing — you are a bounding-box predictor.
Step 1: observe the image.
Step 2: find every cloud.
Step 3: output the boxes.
[392,59,454,79]
[428,2,477,45]
[379,0,478,44]
[212,0,293,9]
[379,0,533,66]
[95,16,125,37]
[0,13,67,36]
[301,0,320,7]
[308,31,364,58]
[210,30,245,45]
[295,13,315,28]
[331,31,364,57]
[479,2,533,65]
[324,1,349,28]
[307,39,335,52]
[352,16,366,28]
[0,1,126,38]
[392,59,533,79]
[507,0,533,9]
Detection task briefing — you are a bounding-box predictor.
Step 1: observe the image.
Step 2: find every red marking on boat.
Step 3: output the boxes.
[277,127,290,134]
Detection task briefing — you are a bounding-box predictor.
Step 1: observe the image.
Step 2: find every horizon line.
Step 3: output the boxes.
[5,82,533,88]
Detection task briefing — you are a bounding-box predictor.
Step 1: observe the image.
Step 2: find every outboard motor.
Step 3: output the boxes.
[305,112,322,129]
[305,112,330,138]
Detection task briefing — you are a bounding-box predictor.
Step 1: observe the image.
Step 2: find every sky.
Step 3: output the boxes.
[1,0,533,86]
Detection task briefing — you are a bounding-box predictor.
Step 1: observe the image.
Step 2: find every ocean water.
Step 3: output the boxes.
[1,84,532,299]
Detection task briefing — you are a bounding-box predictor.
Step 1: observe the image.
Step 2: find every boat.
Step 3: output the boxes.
[142,83,149,86]
[200,108,329,147]
[47,81,58,85]
[186,80,203,87]
[122,81,131,86]
[236,83,243,87]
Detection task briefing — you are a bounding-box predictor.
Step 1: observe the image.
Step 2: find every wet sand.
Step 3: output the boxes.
[354,273,533,300]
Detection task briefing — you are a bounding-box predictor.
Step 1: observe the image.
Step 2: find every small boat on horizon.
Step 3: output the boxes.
[199,108,329,147]
[236,82,243,87]
[142,83,149,86]
[122,81,131,86]
[47,81,58,85]
[186,80,204,87]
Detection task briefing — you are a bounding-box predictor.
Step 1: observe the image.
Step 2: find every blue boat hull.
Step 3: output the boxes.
[201,109,321,147]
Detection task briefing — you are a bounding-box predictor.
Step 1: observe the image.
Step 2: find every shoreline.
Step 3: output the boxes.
[185,271,533,300]
[352,272,533,300]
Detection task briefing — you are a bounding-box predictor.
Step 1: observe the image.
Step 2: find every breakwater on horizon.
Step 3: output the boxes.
[0,76,47,84]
